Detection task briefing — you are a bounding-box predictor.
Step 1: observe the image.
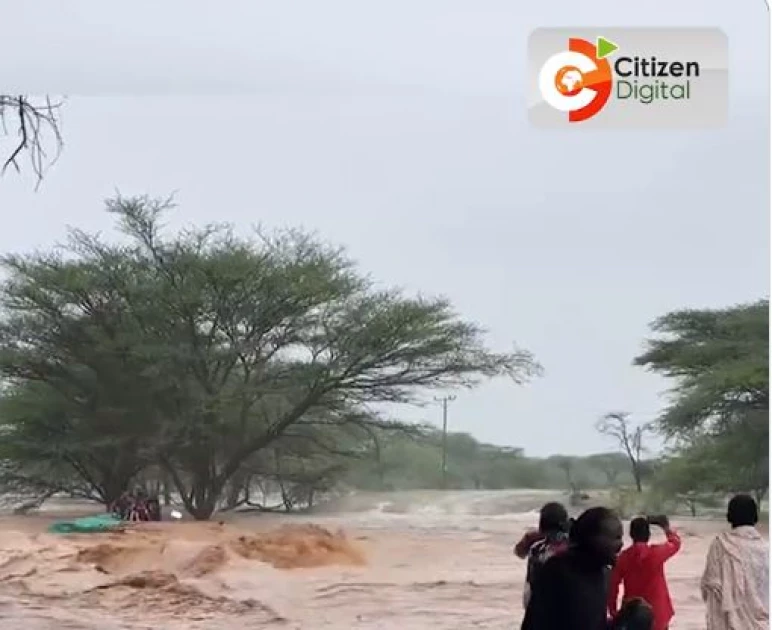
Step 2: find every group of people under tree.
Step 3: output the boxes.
[515,495,768,629]
[108,489,162,522]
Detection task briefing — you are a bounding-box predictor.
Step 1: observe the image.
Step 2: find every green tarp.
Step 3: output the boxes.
[48,513,123,534]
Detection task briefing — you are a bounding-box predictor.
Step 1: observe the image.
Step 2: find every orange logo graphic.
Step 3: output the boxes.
[538,37,615,122]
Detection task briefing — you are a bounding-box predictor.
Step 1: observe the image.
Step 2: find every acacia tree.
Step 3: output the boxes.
[671,412,769,505]
[0,380,154,506]
[635,300,768,436]
[221,409,412,510]
[551,455,575,490]
[586,452,628,487]
[635,300,769,500]
[0,195,541,519]
[595,412,650,492]
[654,450,719,517]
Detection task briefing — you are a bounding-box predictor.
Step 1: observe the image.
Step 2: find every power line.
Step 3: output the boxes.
[434,395,456,490]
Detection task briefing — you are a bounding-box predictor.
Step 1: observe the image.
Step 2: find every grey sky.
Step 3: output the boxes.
[0,0,768,456]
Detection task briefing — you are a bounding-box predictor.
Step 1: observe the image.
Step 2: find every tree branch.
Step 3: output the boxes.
[0,95,65,189]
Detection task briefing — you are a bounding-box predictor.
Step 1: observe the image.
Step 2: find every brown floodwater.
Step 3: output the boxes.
[0,490,733,629]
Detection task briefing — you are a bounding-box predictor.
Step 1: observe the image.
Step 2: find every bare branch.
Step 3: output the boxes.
[0,95,65,190]
[596,411,651,492]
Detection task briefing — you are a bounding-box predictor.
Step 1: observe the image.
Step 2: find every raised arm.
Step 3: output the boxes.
[514,529,543,559]
[647,515,681,562]
[607,554,625,617]
[652,527,682,562]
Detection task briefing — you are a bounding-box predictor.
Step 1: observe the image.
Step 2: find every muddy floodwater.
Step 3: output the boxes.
[0,490,730,629]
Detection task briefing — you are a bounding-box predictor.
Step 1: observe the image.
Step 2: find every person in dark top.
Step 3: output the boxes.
[514,502,571,558]
[522,502,571,607]
[521,506,624,630]
[109,492,132,519]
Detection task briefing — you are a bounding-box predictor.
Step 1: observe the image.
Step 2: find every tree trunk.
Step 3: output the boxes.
[101,478,131,509]
[186,475,220,520]
[189,474,223,520]
[163,460,222,521]
[188,499,217,520]
[223,469,251,510]
[631,464,643,493]
[162,478,172,506]
[686,499,697,517]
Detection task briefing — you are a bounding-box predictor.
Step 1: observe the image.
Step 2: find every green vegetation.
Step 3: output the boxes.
[340,429,637,493]
[0,195,765,519]
[0,196,538,519]
[638,299,769,512]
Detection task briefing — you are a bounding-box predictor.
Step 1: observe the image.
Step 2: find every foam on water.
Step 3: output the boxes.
[313,488,568,518]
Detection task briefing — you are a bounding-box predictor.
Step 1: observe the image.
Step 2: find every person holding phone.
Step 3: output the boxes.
[513,502,570,559]
[517,502,572,608]
[607,514,681,630]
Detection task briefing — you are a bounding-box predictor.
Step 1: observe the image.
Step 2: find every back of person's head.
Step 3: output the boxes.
[612,597,654,630]
[569,506,616,546]
[727,494,759,528]
[569,506,623,566]
[538,502,569,534]
[629,517,651,543]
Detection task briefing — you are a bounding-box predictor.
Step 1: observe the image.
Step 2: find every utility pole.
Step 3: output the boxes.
[434,395,456,490]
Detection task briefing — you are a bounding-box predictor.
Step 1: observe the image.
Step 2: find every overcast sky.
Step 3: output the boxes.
[0,0,768,456]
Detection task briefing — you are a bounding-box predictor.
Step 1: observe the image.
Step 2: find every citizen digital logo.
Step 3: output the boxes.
[613,56,701,78]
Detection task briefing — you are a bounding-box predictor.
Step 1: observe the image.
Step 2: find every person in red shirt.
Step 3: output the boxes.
[608,514,681,630]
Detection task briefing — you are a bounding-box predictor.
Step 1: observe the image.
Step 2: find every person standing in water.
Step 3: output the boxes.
[521,502,571,607]
[701,494,769,630]
[608,514,681,630]
[521,506,624,630]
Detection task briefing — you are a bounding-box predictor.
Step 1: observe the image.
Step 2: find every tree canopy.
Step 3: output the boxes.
[636,299,769,503]
[0,195,540,518]
[635,299,768,437]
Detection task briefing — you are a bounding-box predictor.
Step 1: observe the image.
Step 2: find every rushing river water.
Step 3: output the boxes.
[0,490,723,629]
